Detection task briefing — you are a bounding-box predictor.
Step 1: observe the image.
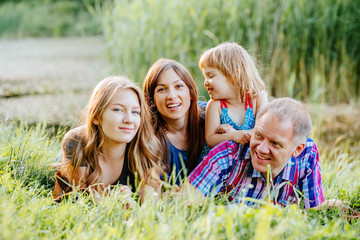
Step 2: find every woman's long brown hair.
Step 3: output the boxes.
[61,76,164,189]
[143,58,205,173]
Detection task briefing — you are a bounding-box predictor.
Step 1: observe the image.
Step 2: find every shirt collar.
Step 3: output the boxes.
[247,161,263,179]
[278,157,296,183]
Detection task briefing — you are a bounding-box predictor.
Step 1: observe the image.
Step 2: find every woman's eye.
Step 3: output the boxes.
[176,84,184,88]
[255,132,260,138]
[156,88,165,92]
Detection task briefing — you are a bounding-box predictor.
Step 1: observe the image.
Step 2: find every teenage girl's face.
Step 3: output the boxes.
[153,69,191,123]
[99,88,141,146]
[202,67,236,100]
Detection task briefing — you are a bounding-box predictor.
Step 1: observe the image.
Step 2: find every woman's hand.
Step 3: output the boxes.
[114,185,138,209]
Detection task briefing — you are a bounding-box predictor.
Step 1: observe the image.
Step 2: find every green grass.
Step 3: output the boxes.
[0,0,102,37]
[0,120,359,239]
[102,0,360,104]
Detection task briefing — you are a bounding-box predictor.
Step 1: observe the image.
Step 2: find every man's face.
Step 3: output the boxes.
[250,112,304,179]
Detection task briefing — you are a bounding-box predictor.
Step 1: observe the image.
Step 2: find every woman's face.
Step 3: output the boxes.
[153,69,191,123]
[99,88,141,146]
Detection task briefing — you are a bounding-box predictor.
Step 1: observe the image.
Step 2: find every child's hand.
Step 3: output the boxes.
[216,124,234,133]
[233,130,252,145]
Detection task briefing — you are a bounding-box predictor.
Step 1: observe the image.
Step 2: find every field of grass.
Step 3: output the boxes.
[1,0,359,238]
[103,0,360,104]
[0,118,359,239]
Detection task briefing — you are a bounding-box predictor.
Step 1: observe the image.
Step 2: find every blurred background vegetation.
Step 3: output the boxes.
[0,0,102,37]
[1,0,359,104]
[103,0,360,104]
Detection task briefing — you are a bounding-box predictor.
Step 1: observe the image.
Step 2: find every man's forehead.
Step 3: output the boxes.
[256,112,293,126]
[255,113,294,140]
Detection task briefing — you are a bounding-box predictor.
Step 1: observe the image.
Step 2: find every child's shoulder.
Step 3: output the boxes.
[251,90,268,114]
[205,99,224,116]
[206,99,222,108]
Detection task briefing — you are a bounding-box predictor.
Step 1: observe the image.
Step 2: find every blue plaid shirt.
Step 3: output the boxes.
[189,138,325,209]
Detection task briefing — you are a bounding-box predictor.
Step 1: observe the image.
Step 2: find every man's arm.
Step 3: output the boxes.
[297,139,325,209]
[188,140,242,197]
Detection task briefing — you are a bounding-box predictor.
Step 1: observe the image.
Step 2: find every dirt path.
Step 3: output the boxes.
[0,37,111,126]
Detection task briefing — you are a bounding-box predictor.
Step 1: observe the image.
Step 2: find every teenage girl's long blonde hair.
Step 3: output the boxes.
[61,76,164,189]
[199,42,267,102]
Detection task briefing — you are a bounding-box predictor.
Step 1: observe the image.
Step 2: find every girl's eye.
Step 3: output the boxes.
[114,108,124,112]
[176,84,184,89]
[132,110,141,115]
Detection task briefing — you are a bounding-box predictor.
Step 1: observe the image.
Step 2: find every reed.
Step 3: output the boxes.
[103,0,360,103]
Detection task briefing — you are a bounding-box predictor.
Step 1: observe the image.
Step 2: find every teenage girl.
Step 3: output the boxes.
[53,76,164,202]
[199,42,268,148]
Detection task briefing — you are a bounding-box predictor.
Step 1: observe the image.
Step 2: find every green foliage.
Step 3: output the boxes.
[0,121,359,238]
[103,0,360,103]
[0,0,102,37]
[0,121,61,190]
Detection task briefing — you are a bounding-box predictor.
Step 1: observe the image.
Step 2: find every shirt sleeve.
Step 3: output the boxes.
[298,139,325,209]
[188,140,240,197]
[197,101,207,121]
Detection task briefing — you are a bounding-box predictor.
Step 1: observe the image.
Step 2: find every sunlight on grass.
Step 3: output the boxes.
[0,121,359,239]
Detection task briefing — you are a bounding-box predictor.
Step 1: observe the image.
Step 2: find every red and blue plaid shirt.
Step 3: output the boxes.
[189,138,325,209]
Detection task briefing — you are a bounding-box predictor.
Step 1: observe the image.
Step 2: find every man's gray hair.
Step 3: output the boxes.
[256,98,312,145]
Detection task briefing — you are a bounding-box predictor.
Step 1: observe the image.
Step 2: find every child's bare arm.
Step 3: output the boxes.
[231,129,252,145]
[254,90,268,117]
[205,100,238,147]
[216,124,233,133]
[206,100,254,147]
[217,125,252,145]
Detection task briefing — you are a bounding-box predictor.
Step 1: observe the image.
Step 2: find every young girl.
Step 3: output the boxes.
[53,76,164,202]
[199,42,268,148]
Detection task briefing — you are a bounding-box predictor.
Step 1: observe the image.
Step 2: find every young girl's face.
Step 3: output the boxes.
[202,67,236,100]
[153,69,191,122]
[99,88,141,145]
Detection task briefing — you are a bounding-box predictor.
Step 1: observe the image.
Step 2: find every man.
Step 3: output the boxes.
[188,97,325,209]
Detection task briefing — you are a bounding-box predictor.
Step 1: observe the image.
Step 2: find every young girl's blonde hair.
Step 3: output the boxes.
[61,76,164,189]
[199,42,267,101]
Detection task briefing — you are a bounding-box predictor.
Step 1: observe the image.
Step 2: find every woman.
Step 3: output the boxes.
[143,58,206,185]
[53,76,164,202]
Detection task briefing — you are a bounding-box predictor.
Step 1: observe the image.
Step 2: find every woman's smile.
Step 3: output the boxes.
[166,102,182,110]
